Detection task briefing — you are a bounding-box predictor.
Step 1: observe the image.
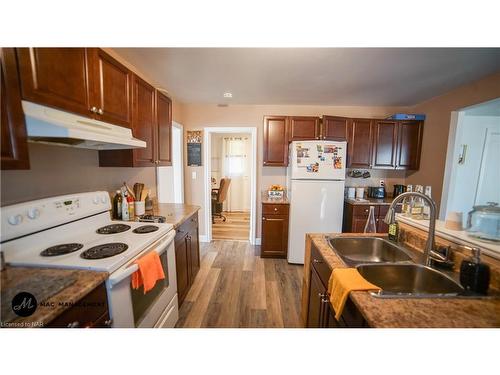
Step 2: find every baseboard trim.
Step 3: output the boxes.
[199,235,210,243]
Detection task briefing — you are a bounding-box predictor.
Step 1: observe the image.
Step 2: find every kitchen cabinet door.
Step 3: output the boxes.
[156,91,172,166]
[347,119,373,168]
[307,267,327,328]
[263,116,288,166]
[188,216,200,282]
[288,116,320,141]
[261,213,289,258]
[89,49,132,128]
[1,48,30,170]
[175,231,190,306]
[131,75,156,166]
[322,116,349,141]
[17,48,92,117]
[396,120,423,170]
[372,120,398,169]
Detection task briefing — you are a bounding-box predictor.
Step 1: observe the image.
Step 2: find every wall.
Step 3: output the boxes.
[1,48,184,207]
[406,71,500,212]
[1,143,156,205]
[181,104,408,238]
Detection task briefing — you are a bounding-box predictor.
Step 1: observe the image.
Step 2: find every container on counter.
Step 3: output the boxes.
[134,201,145,216]
[113,190,122,220]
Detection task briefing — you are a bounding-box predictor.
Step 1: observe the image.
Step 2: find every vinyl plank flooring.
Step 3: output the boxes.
[176,240,303,328]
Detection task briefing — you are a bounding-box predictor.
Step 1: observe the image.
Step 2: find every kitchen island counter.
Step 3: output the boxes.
[302,233,500,328]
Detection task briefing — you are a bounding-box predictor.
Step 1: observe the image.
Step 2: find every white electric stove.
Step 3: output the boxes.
[1,191,179,328]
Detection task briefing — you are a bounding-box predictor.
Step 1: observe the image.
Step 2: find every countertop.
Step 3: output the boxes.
[345,197,395,205]
[304,233,500,328]
[261,193,289,205]
[153,203,201,228]
[1,266,107,327]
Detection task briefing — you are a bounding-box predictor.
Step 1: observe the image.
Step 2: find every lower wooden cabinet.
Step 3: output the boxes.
[342,203,397,234]
[261,203,289,258]
[306,243,368,328]
[174,212,200,306]
[47,282,110,328]
[1,48,30,170]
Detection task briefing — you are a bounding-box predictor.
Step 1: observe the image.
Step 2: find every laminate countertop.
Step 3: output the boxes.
[0,266,107,328]
[153,203,201,228]
[345,197,395,205]
[304,233,500,328]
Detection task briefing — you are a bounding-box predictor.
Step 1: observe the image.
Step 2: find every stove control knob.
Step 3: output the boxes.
[27,208,41,220]
[8,214,23,226]
[93,196,100,204]
[101,195,107,204]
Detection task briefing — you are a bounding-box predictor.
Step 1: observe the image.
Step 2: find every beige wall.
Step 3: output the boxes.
[406,71,500,211]
[181,104,409,238]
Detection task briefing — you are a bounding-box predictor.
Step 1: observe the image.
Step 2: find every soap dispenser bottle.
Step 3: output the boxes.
[459,247,490,295]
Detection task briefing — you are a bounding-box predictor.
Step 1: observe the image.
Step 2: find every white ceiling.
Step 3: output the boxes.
[114,48,500,106]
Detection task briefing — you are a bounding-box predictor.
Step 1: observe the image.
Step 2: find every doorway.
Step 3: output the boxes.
[440,98,500,223]
[203,127,257,244]
[157,121,184,204]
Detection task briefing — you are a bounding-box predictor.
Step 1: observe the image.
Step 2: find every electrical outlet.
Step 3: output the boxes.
[192,171,197,180]
[379,179,385,187]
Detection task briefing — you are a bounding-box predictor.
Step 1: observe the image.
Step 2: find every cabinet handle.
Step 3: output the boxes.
[67,321,80,328]
[97,108,103,115]
[90,106,97,113]
[313,258,323,264]
[274,207,278,211]
[104,319,113,327]
[262,217,266,221]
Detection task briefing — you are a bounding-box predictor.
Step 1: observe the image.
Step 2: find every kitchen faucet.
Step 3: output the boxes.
[384,191,445,267]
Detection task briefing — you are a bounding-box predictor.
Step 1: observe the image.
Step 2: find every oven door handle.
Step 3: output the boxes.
[108,230,176,287]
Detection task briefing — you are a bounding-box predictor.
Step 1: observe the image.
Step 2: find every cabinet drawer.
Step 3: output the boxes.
[311,244,332,288]
[352,205,379,217]
[262,203,289,216]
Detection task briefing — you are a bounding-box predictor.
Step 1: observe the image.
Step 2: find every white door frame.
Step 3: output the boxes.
[172,121,185,203]
[203,127,257,244]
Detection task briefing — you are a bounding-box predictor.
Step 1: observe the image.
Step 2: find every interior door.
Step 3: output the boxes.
[132,75,156,166]
[17,48,91,117]
[156,91,172,166]
[89,49,132,128]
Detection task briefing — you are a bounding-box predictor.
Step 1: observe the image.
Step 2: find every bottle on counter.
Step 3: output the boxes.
[122,190,130,221]
[423,185,432,219]
[113,190,122,220]
[460,248,490,295]
[411,185,424,219]
[363,206,377,233]
[127,193,135,220]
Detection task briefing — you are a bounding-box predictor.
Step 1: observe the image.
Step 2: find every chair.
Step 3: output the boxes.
[211,178,231,223]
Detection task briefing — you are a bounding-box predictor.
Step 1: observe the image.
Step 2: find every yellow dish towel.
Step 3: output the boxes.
[328,268,381,320]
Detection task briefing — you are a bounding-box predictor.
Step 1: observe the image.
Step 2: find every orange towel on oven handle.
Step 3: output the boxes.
[131,250,165,294]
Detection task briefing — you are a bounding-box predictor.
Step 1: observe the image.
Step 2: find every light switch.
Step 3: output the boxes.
[192,171,197,180]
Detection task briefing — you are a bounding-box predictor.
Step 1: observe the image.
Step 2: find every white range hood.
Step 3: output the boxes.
[22,101,146,150]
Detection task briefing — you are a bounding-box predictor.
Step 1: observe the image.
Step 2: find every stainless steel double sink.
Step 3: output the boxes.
[327,236,465,298]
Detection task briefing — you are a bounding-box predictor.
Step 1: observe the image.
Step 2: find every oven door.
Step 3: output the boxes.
[106,230,178,328]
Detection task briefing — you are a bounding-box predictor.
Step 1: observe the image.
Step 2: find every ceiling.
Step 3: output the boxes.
[114,48,500,106]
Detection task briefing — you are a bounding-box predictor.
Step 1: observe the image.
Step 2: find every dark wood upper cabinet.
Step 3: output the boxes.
[288,116,320,141]
[372,120,398,169]
[156,91,172,166]
[347,119,373,168]
[131,76,156,166]
[1,48,30,170]
[396,120,423,170]
[17,48,92,117]
[321,116,349,141]
[263,116,288,166]
[88,48,132,128]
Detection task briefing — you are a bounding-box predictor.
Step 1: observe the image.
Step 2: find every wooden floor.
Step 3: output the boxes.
[176,240,304,328]
[212,211,250,240]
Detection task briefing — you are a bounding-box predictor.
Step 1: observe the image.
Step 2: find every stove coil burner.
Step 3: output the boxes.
[81,243,129,259]
[96,224,131,234]
[41,243,84,257]
[133,225,160,234]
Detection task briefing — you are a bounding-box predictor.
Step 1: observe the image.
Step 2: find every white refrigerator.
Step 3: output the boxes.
[286,140,347,264]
